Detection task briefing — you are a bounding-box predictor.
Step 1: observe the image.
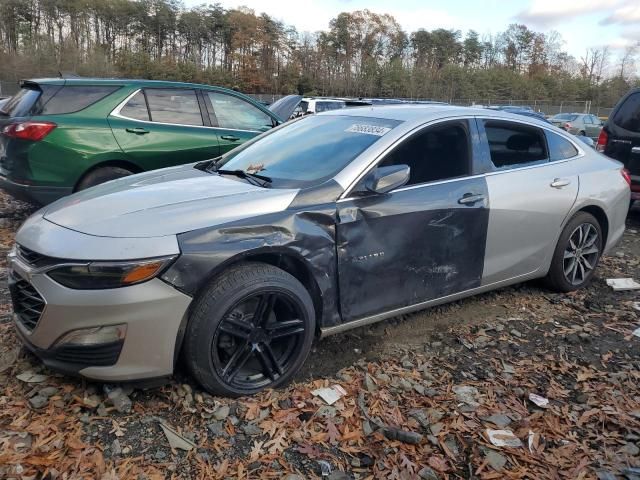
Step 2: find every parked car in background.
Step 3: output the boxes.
[9,105,629,396]
[0,78,294,205]
[498,108,595,148]
[299,97,346,115]
[598,87,640,204]
[549,113,603,140]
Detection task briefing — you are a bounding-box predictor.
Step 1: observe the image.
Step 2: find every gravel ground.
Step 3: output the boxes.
[0,192,639,479]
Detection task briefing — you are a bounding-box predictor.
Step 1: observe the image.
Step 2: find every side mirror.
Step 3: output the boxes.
[365,165,410,194]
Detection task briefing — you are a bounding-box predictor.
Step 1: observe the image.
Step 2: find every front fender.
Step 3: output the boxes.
[161,206,341,328]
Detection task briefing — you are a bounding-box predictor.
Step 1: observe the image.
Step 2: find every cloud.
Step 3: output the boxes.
[601,2,640,25]
[515,0,622,27]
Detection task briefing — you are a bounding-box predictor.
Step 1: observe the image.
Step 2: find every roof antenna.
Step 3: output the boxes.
[59,71,81,79]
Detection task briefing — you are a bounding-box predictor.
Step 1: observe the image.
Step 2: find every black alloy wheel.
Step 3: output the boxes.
[213,292,306,390]
[185,262,315,396]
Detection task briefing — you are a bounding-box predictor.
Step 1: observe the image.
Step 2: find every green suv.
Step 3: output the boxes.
[0,78,292,205]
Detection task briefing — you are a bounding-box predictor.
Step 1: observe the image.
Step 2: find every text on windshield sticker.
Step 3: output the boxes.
[345,124,391,136]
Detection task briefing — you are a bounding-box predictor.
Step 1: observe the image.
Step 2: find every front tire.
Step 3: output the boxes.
[77,166,134,191]
[184,262,315,397]
[545,212,602,292]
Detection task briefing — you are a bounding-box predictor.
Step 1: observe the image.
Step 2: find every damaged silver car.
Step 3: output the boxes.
[9,105,630,396]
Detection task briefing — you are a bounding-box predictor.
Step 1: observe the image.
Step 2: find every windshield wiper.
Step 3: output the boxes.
[216,169,272,188]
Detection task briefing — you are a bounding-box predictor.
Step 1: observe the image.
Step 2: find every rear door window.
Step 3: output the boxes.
[613,92,640,133]
[482,119,548,169]
[119,91,150,121]
[145,89,203,126]
[546,131,579,161]
[207,92,273,131]
[38,86,119,115]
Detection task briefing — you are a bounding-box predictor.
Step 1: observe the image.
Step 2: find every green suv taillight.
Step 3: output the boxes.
[2,121,57,141]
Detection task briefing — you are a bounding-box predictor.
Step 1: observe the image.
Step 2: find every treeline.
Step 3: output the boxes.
[0,0,638,105]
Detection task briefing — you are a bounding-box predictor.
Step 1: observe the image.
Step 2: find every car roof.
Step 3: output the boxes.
[24,77,240,92]
[317,104,555,128]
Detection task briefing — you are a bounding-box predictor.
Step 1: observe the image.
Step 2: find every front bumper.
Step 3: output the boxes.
[8,254,192,382]
[0,174,72,205]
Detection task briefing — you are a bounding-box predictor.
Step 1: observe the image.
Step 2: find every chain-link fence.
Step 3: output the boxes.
[250,94,615,118]
[0,85,618,119]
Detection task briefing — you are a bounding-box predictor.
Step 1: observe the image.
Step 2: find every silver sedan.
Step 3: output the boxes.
[9,106,630,396]
[549,113,604,140]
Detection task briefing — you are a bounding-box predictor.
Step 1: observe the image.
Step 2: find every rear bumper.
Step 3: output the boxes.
[0,175,71,205]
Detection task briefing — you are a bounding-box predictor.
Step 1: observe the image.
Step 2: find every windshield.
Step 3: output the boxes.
[553,114,578,121]
[217,115,402,188]
[316,101,345,113]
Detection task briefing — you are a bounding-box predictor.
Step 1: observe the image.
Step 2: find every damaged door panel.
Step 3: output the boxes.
[336,177,489,322]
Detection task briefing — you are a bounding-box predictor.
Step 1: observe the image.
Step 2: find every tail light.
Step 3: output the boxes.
[621,168,631,186]
[596,129,608,153]
[563,122,572,131]
[2,122,57,141]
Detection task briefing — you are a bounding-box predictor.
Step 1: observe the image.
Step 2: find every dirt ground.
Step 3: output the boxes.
[0,192,639,479]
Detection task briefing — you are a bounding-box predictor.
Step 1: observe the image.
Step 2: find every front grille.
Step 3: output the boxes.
[9,272,45,332]
[53,341,123,367]
[16,244,52,268]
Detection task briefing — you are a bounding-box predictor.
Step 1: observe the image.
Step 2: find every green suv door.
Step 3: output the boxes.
[109,88,220,170]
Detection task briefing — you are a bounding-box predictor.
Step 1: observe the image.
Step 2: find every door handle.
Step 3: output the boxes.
[550,178,571,188]
[126,127,149,134]
[221,135,240,141]
[458,193,485,205]
[632,146,640,154]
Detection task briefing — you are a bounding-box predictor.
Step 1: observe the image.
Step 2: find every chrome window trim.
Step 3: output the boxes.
[337,114,585,200]
[110,89,265,134]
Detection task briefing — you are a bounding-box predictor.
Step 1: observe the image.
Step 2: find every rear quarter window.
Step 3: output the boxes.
[546,131,579,161]
[613,92,640,133]
[38,86,120,115]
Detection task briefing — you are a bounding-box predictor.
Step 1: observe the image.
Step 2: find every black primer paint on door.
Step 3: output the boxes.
[336,177,489,322]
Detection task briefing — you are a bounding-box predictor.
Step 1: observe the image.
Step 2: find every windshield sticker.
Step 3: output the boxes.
[345,124,392,136]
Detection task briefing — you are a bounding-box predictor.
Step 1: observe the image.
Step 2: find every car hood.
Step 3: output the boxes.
[42,164,299,238]
[268,95,302,121]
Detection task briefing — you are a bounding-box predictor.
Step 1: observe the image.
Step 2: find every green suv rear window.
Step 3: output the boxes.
[38,86,120,115]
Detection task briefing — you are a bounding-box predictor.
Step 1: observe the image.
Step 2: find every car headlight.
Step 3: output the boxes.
[47,256,176,290]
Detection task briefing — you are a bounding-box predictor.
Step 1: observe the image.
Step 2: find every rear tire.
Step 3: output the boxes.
[76,166,134,191]
[579,130,586,136]
[184,262,315,397]
[544,211,602,292]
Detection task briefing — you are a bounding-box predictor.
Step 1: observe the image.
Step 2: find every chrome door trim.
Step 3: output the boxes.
[110,89,264,134]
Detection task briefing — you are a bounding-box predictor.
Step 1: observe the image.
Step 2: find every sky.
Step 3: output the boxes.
[182,0,640,60]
